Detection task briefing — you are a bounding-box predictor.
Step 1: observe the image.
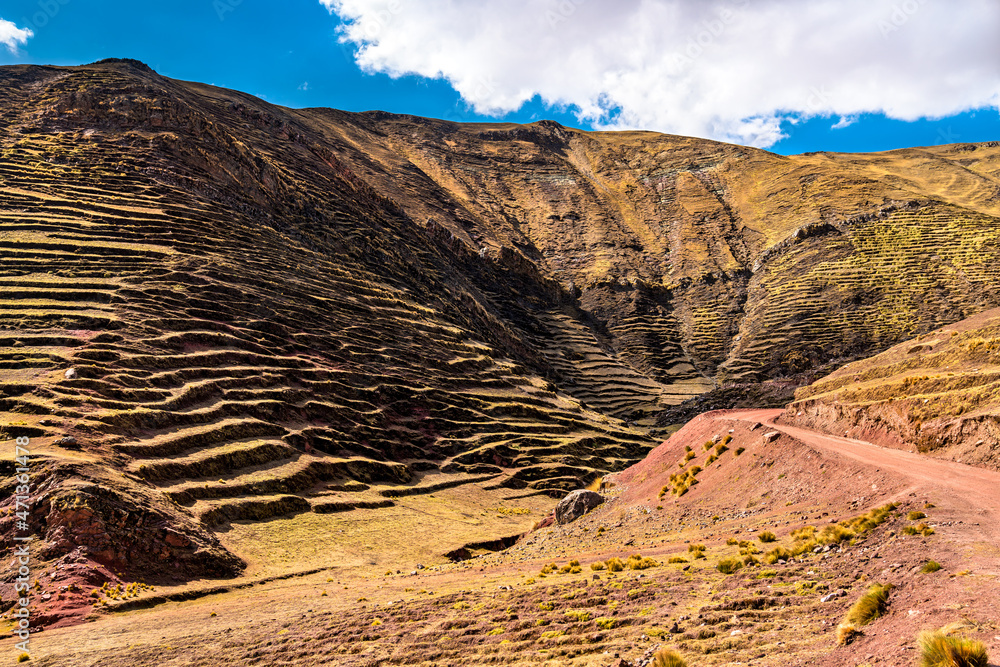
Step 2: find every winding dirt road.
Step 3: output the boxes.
[724,409,1000,545]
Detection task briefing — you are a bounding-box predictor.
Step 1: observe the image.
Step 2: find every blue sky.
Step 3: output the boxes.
[0,0,997,155]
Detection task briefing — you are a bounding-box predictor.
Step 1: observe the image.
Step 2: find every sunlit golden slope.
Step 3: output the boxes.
[0,60,998,595]
[788,307,1000,470]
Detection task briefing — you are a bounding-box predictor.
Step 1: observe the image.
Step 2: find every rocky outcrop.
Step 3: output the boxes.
[555,489,604,524]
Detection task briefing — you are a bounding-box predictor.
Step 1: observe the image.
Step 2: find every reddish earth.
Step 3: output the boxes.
[19,409,1000,666]
[754,408,1000,545]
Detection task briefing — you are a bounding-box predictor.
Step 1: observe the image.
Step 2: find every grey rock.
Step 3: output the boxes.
[55,436,80,449]
[555,489,604,525]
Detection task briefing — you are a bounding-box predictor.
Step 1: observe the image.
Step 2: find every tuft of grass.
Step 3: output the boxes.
[735,447,745,456]
[716,557,743,574]
[667,556,687,564]
[627,554,658,570]
[909,511,927,520]
[605,557,625,572]
[590,561,606,571]
[819,502,899,546]
[903,522,935,536]
[726,537,738,545]
[595,617,619,630]
[917,631,988,667]
[763,546,792,564]
[758,531,777,543]
[688,543,705,553]
[844,583,893,627]
[837,623,862,646]
[921,560,943,573]
[564,610,591,622]
[652,649,688,667]
[791,526,816,541]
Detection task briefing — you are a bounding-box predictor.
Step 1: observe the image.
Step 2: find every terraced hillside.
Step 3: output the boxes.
[0,60,653,585]
[316,114,1000,385]
[788,308,1000,470]
[0,59,999,592]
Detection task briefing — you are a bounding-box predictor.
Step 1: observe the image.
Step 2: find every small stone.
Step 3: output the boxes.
[55,436,80,449]
[64,368,78,380]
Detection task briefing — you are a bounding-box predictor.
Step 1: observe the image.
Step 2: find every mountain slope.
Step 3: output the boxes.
[0,59,999,599]
[787,307,1000,470]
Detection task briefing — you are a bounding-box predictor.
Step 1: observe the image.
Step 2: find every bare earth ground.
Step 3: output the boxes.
[16,410,1000,667]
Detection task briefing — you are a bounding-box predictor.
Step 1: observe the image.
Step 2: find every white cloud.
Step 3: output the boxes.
[321,0,1000,147]
[0,18,33,53]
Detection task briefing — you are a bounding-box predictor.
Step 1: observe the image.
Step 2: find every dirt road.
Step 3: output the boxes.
[725,408,1000,545]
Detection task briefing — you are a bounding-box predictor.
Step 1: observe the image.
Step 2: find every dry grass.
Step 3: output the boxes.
[605,557,625,572]
[652,649,688,667]
[844,583,893,627]
[763,546,792,564]
[716,557,743,574]
[917,631,989,667]
[903,522,936,536]
[626,554,659,570]
[837,623,862,646]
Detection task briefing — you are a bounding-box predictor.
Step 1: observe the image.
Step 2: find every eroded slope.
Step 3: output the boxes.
[788,308,1000,470]
[1,59,999,604]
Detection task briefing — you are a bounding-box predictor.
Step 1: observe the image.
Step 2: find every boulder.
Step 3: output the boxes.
[554,489,604,525]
